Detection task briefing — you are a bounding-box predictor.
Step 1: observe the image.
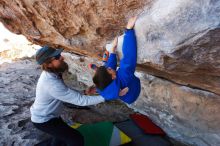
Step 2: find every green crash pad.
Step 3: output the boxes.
[71,121,131,146]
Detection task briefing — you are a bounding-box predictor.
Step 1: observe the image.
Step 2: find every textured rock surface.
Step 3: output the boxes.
[115,0,220,95]
[131,72,220,146]
[0,59,41,146]
[0,0,219,95]
[0,0,150,56]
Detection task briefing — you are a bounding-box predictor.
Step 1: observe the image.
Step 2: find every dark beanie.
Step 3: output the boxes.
[35,46,63,65]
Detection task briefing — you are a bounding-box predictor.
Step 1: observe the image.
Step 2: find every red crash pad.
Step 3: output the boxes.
[130,113,166,136]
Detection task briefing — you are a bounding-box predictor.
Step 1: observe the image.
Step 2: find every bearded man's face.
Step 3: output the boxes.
[42,55,69,74]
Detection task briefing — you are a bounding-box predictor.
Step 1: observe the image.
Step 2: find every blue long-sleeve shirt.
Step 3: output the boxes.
[97,29,141,104]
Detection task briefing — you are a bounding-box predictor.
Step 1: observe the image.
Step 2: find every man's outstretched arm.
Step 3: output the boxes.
[49,79,104,106]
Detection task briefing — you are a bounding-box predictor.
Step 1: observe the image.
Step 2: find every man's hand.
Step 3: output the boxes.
[84,85,97,95]
[126,16,137,29]
[111,37,118,53]
[119,87,129,96]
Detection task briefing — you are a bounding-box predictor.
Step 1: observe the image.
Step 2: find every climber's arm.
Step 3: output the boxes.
[105,38,118,70]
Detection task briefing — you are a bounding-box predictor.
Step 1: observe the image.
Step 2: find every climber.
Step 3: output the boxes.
[30,46,105,146]
[92,16,141,104]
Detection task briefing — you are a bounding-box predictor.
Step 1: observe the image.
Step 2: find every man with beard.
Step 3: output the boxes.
[30,46,105,146]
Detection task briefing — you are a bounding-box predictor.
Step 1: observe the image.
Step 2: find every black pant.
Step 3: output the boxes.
[33,117,84,146]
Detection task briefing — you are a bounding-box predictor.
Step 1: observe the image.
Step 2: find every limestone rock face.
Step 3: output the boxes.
[131,72,220,146]
[0,0,219,95]
[116,0,220,95]
[0,0,149,56]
